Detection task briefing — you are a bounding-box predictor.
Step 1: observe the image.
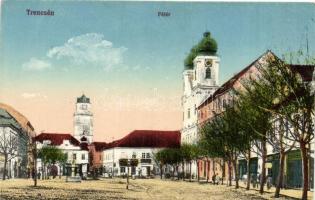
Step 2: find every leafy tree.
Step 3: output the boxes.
[180,144,196,181]
[154,150,168,179]
[38,146,66,179]
[200,107,250,189]
[256,56,315,199]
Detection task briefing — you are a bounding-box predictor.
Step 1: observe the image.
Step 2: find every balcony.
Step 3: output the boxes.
[140,159,151,164]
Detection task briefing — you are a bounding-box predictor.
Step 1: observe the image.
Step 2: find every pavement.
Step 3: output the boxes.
[219,180,314,200]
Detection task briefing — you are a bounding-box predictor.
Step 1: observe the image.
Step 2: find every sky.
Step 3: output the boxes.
[0,1,315,142]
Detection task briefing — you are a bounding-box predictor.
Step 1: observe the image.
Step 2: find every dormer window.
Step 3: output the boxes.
[205,67,211,79]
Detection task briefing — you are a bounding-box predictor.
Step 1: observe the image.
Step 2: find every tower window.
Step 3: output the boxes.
[188,109,191,119]
[205,67,211,79]
[81,104,87,110]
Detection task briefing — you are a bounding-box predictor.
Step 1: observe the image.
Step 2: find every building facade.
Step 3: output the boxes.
[0,104,34,179]
[35,133,89,178]
[182,54,220,144]
[99,130,181,177]
[0,108,27,179]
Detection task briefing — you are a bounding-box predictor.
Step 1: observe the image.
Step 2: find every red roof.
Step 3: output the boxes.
[105,130,181,149]
[35,133,81,147]
[91,142,108,151]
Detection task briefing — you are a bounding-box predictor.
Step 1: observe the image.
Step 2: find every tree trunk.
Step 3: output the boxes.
[126,166,129,189]
[206,159,210,183]
[228,160,232,186]
[259,139,267,194]
[246,149,251,190]
[160,164,163,179]
[189,161,192,182]
[42,163,45,180]
[182,162,185,180]
[300,142,309,200]
[2,154,8,180]
[172,165,175,180]
[221,160,224,185]
[212,159,215,177]
[34,154,37,187]
[233,159,239,189]
[197,160,200,182]
[275,150,285,198]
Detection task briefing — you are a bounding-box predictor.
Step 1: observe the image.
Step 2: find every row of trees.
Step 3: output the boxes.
[201,55,314,200]
[154,144,201,181]
[157,55,314,200]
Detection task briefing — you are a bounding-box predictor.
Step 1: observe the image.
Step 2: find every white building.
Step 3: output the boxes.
[34,94,94,178]
[181,33,220,177]
[74,94,93,144]
[182,54,220,144]
[35,133,89,178]
[0,108,28,179]
[101,130,181,177]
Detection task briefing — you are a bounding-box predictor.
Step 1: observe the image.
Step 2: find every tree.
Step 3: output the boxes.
[154,150,167,179]
[235,68,275,194]
[38,146,67,179]
[0,130,19,180]
[200,106,250,189]
[180,144,195,181]
[260,56,315,199]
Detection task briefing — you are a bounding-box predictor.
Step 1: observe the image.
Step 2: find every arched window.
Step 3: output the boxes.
[205,67,211,79]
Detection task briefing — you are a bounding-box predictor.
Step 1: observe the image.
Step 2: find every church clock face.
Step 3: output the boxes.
[205,59,212,67]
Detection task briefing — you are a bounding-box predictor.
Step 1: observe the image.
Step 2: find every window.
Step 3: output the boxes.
[223,99,227,108]
[73,153,77,160]
[142,153,146,159]
[82,154,85,160]
[132,153,136,159]
[205,67,211,79]
[194,70,197,80]
[120,167,125,173]
[194,104,197,114]
[188,109,190,119]
[81,104,87,110]
[146,153,150,159]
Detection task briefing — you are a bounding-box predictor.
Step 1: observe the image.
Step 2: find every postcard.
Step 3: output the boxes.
[0,1,314,199]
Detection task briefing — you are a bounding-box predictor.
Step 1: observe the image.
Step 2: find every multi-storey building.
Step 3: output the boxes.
[101,130,180,177]
[35,133,89,178]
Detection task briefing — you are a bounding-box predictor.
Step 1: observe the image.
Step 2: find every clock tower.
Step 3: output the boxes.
[74,94,93,144]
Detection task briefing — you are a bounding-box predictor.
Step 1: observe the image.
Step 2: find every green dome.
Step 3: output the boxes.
[184,32,218,70]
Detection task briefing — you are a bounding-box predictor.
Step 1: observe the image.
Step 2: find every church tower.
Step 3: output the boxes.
[74,94,93,144]
[182,32,220,145]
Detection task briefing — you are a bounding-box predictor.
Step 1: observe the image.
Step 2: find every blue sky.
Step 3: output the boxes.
[1,1,315,139]
[2,2,315,88]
